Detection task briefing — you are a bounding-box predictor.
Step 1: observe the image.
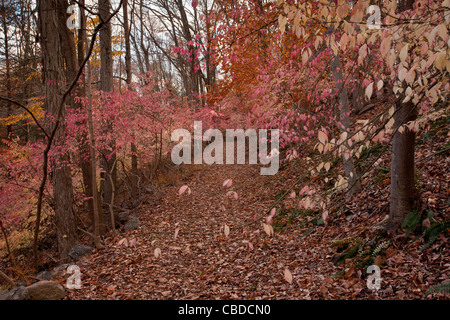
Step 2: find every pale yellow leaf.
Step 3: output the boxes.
[365,82,374,100]
[154,248,161,258]
[380,36,391,58]
[279,15,287,34]
[263,223,274,236]
[302,50,309,65]
[377,80,384,90]
[317,162,324,172]
[434,51,447,71]
[405,69,415,84]
[398,67,407,82]
[399,44,409,66]
[318,143,324,153]
[318,131,327,144]
[284,268,293,284]
[224,225,230,237]
[322,210,329,222]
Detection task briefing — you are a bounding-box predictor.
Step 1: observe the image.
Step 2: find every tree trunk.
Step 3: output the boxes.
[77,0,103,228]
[86,59,105,250]
[99,0,115,232]
[387,100,417,231]
[331,53,361,195]
[2,0,12,138]
[176,0,198,97]
[386,0,417,232]
[123,0,132,85]
[38,0,78,260]
[77,0,92,215]
[123,0,138,177]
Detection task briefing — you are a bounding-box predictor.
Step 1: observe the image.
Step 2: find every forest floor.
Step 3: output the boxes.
[62,130,449,300]
[1,115,448,300]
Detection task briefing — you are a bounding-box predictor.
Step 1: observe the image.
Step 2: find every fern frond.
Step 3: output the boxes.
[425,219,450,241]
[426,282,450,296]
[402,211,421,237]
[371,240,391,257]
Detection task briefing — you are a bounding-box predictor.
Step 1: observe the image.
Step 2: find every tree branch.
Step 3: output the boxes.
[0,96,49,139]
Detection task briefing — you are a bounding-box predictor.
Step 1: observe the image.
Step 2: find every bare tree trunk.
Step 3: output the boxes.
[123,0,131,85]
[76,0,94,223]
[204,2,215,91]
[86,59,105,250]
[1,0,12,137]
[176,0,198,97]
[99,0,115,232]
[386,0,417,232]
[38,0,78,260]
[75,0,104,229]
[18,0,35,142]
[387,100,417,231]
[108,161,116,232]
[331,53,361,195]
[123,0,138,178]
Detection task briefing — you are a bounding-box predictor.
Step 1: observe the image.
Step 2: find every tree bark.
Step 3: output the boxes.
[123,0,138,177]
[387,100,417,231]
[38,0,78,260]
[176,0,198,97]
[99,0,116,232]
[86,59,105,249]
[1,0,12,137]
[76,0,104,228]
[386,0,417,232]
[77,0,93,219]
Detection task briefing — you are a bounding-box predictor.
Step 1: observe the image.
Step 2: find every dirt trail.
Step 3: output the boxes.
[65,157,448,300]
[67,162,332,300]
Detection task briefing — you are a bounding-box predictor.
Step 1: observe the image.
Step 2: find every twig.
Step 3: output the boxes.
[77,227,96,240]
[0,269,15,287]
[0,96,49,138]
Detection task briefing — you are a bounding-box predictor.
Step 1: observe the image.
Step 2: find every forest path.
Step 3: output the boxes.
[68,162,342,300]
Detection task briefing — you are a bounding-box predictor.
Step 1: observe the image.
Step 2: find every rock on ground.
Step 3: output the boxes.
[52,264,70,277]
[69,244,94,261]
[36,270,53,280]
[123,216,140,231]
[0,286,30,300]
[26,280,65,300]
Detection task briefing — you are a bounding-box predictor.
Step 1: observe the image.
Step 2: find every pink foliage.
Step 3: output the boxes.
[0,138,48,231]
